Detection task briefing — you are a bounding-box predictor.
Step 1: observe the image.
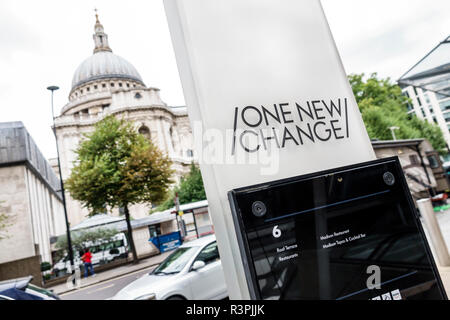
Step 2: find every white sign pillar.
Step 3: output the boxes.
[164,0,375,299]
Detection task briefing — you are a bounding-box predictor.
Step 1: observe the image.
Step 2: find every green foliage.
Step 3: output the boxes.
[349,73,447,153]
[178,163,206,204]
[65,115,174,214]
[55,228,119,253]
[154,163,206,212]
[41,262,52,272]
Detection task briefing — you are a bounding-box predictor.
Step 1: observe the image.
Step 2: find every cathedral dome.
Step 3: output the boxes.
[71,12,145,91]
[71,51,144,89]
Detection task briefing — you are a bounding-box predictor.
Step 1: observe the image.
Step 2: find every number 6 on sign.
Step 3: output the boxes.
[272,225,281,238]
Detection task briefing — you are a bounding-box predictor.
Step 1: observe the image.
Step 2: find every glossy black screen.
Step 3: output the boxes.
[229,158,446,300]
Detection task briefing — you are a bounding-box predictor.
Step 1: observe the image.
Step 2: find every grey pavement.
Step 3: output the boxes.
[423,209,450,295]
[49,251,171,297]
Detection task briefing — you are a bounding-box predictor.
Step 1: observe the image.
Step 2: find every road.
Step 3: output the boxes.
[60,265,157,300]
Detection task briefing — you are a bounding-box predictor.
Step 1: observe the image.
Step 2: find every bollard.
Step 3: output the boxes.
[417,198,450,267]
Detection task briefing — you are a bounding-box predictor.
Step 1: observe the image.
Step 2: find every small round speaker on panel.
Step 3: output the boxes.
[251,201,267,217]
[383,172,395,186]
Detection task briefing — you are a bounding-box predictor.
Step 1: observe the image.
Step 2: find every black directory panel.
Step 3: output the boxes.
[228,157,447,300]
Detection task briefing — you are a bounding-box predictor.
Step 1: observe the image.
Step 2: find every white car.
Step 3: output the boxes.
[112,235,228,300]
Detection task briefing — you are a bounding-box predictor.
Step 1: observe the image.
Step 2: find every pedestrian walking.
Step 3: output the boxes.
[81,248,95,278]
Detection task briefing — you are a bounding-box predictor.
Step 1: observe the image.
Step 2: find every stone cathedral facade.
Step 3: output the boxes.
[54,15,195,226]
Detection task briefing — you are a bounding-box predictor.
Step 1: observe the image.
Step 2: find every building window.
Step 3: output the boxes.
[138,125,151,140]
[427,155,439,169]
[119,83,122,87]
[87,87,90,92]
[421,108,426,118]
[444,112,450,122]
[127,83,130,88]
[149,224,161,238]
[110,83,115,87]
[102,83,106,88]
[409,154,420,165]
[417,97,422,106]
[94,85,98,89]
[440,100,450,111]
[187,149,194,158]
[134,92,142,99]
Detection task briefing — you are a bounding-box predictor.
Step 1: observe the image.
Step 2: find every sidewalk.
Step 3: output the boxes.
[438,266,450,296]
[50,251,171,296]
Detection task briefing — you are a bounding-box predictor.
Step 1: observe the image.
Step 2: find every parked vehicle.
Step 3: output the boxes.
[431,193,448,207]
[53,232,128,276]
[112,235,227,300]
[0,276,60,300]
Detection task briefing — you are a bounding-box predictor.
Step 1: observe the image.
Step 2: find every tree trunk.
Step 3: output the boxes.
[124,204,139,264]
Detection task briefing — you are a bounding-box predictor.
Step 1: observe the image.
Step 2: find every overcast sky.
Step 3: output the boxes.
[1,0,449,159]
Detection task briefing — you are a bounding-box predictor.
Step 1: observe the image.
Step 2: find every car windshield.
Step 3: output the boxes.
[152,247,198,275]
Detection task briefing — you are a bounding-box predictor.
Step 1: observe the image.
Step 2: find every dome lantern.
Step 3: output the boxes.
[93,9,112,54]
[70,12,145,93]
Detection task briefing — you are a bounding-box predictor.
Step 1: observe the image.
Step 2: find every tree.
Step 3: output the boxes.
[155,163,206,212]
[349,73,447,153]
[65,116,173,263]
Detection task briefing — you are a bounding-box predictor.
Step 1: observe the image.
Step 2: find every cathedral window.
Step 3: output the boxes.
[119,83,122,87]
[110,83,115,87]
[102,83,106,88]
[187,149,194,158]
[138,126,151,140]
[134,92,142,99]
[94,85,98,89]
[87,87,90,92]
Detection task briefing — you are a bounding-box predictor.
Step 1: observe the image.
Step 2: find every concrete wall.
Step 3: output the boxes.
[0,165,35,264]
[24,167,66,263]
[0,122,61,194]
[0,164,66,267]
[0,254,43,286]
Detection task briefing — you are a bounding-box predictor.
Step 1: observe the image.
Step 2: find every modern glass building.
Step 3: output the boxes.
[398,35,450,160]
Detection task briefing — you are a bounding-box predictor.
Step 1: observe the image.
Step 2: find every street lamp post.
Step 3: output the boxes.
[47,86,75,280]
[388,126,400,141]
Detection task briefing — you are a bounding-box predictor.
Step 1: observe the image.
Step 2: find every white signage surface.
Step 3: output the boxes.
[164,0,375,299]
